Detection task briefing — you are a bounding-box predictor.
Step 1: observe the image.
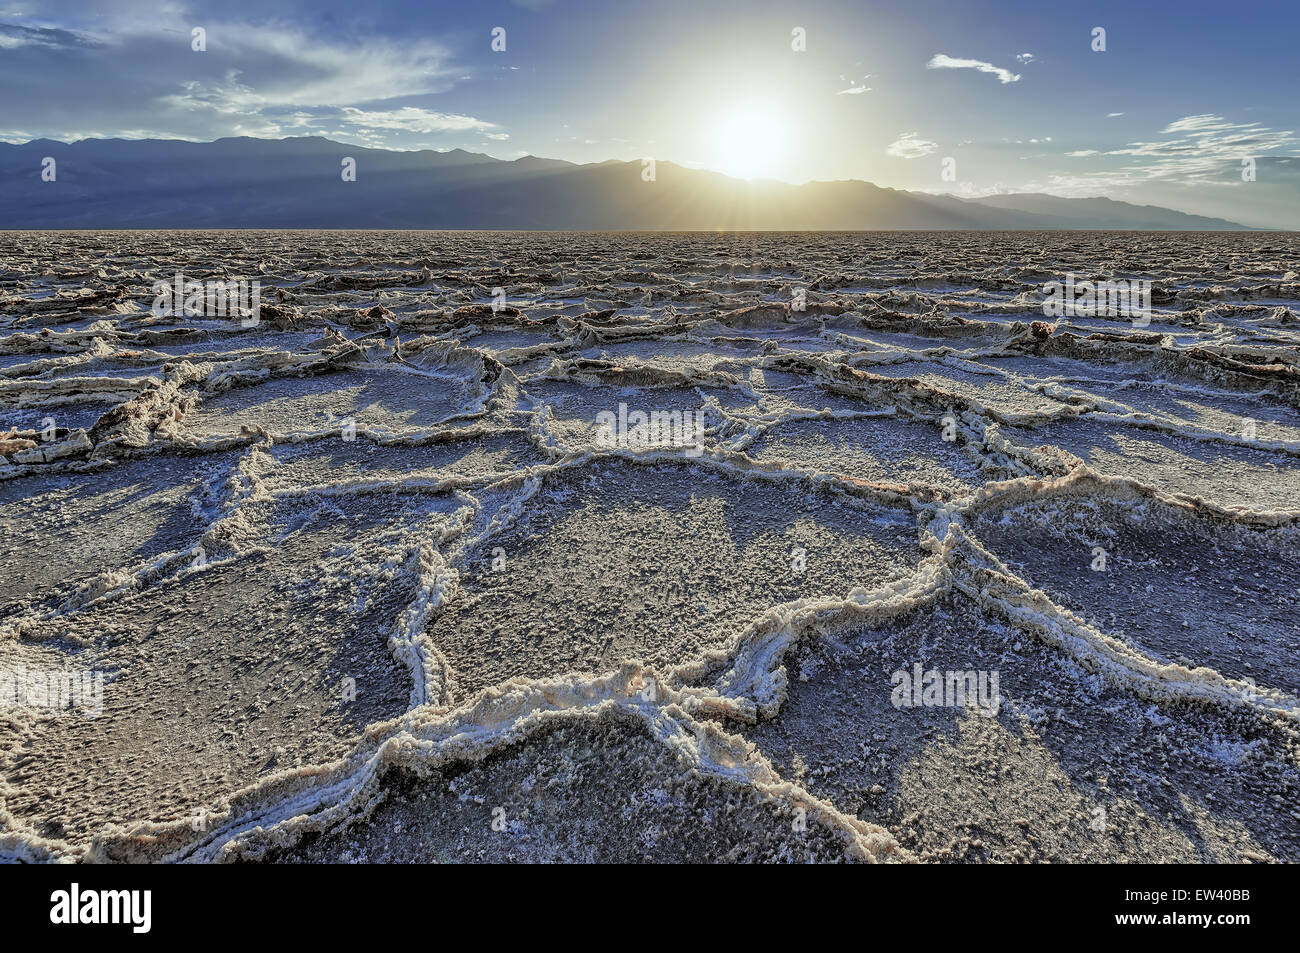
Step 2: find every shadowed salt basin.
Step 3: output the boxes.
[1,230,1299,864]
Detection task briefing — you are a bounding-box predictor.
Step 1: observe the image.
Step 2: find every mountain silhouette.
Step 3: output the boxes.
[0,136,1250,230]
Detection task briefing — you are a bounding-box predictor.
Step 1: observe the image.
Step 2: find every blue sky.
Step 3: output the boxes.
[2,0,1297,227]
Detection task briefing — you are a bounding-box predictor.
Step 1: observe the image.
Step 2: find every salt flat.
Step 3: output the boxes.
[1,230,1298,863]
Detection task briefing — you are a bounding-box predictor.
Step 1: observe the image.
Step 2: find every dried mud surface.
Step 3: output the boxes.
[1,230,1298,864]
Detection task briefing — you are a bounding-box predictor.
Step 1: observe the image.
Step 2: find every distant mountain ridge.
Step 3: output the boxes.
[0,135,1251,230]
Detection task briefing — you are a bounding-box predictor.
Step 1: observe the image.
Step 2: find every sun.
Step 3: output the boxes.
[707,101,791,181]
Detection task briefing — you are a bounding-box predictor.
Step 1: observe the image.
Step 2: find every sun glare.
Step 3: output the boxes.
[707,101,790,181]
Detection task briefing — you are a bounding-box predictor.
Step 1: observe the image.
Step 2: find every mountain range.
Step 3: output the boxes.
[0,135,1250,230]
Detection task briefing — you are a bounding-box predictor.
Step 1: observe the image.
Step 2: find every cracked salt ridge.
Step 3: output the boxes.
[746,415,990,499]
[1003,417,1300,511]
[2,231,1300,863]
[143,332,328,357]
[969,493,1300,697]
[862,359,1077,421]
[0,451,236,616]
[1,485,459,842]
[458,327,565,355]
[270,718,855,863]
[517,376,748,454]
[576,339,753,364]
[974,358,1300,445]
[426,458,922,705]
[263,431,544,494]
[747,593,1300,862]
[182,368,479,438]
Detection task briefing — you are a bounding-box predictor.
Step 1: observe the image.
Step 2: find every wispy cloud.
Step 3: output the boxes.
[1161,115,1238,134]
[1106,114,1295,167]
[0,16,485,145]
[0,22,101,50]
[926,54,1020,84]
[835,72,872,95]
[338,107,499,134]
[887,132,938,159]
[1052,114,1298,188]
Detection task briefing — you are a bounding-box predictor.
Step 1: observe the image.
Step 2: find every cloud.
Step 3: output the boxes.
[887,132,938,159]
[337,107,499,134]
[0,22,101,50]
[1161,114,1244,134]
[1014,52,1035,64]
[926,54,1020,84]
[1104,114,1296,173]
[156,29,460,113]
[0,16,482,146]
[1046,114,1299,190]
[835,72,872,94]
[1106,112,1125,118]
